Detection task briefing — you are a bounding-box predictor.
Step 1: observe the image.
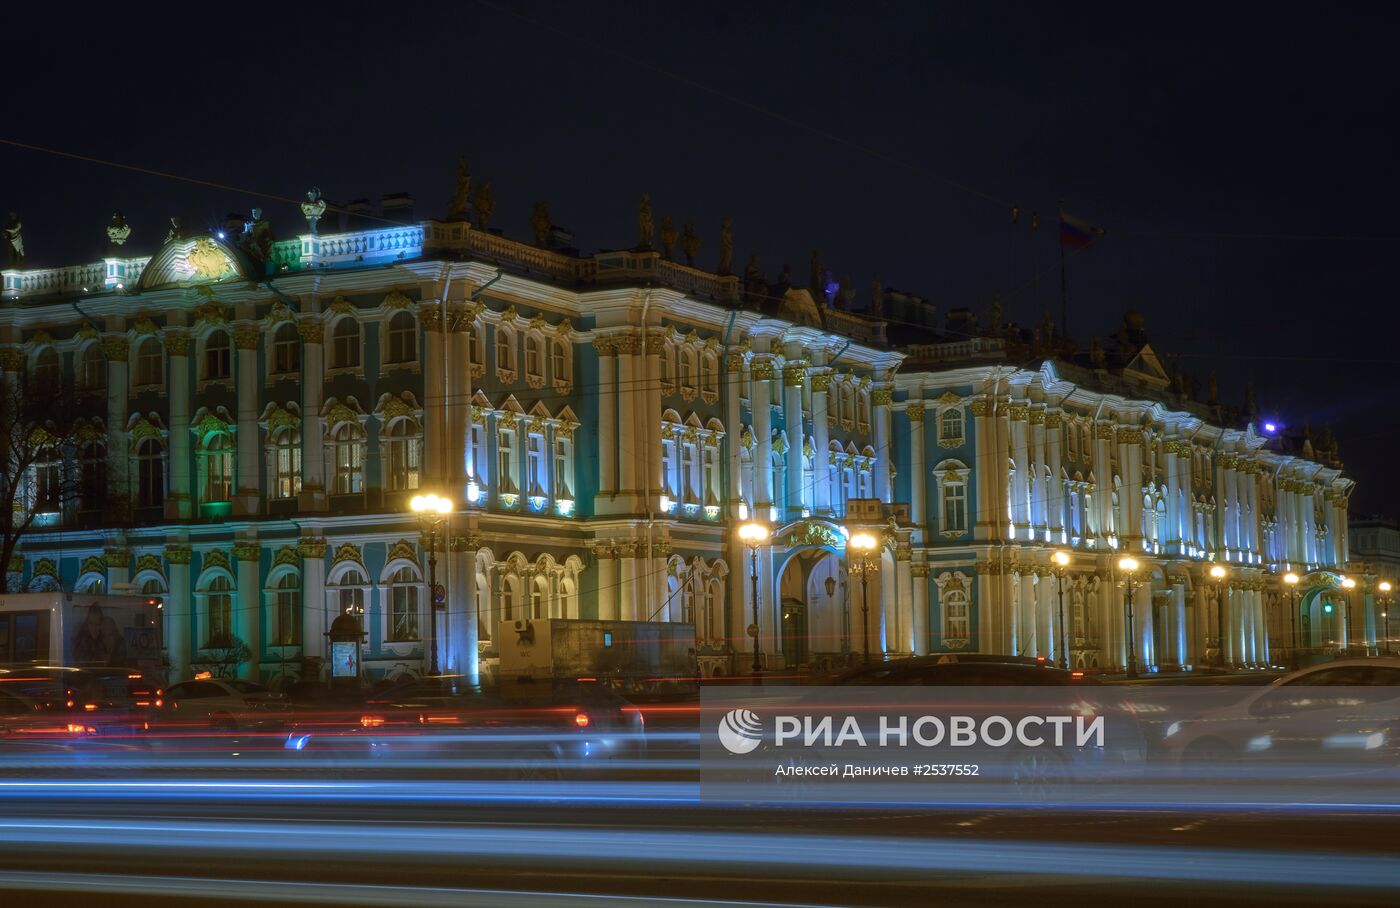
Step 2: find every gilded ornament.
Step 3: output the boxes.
[163,333,190,356]
[202,549,232,572]
[969,399,991,417]
[297,538,329,559]
[272,547,300,569]
[233,324,261,350]
[383,290,414,310]
[907,404,925,422]
[810,371,832,393]
[80,555,108,576]
[386,540,422,567]
[102,336,129,362]
[232,542,261,562]
[783,362,808,387]
[331,543,365,569]
[0,348,23,372]
[186,237,235,282]
[32,558,59,580]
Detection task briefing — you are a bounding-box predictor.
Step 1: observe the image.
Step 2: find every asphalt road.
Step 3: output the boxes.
[0,774,1397,907]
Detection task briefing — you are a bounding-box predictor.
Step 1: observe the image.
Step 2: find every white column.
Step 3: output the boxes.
[1169,577,1187,668]
[619,545,639,621]
[616,337,640,500]
[972,400,996,540]
[1036,569,1053,661]
[104,336,130,513]
[1165,443,1182,552]
[447,541,478,685]
[596,548,618,620]
[1124,429,1143,548]
[424,305,447,485]
[165,544,192,682]
[873,387,892,503]
[300,539,327,665]
[1009,405,1030,536]
[448,310,472,500]
[752,357,773,514]
[1094,425,1113,543]
[908,405,926,534]
[298,317,327,511]
[896,553,913,654]
[234,540,261,680]
[783,362,805,516]
[1046,412,1064,541]
[164,333,192,520]
[812,372,832,515]
[595,340,617,496]
[1030,412,1048,538]
[725,353,744,515]
[1018,570,1035,657]
[645,334,664,513]
[912,565,929,655]
[233,324,261,516]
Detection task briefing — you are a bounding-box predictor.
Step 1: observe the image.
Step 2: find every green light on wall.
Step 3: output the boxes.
[200,502,233,519]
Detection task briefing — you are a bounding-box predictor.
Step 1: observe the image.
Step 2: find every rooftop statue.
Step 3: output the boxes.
[106,211,131,248]
[660,215,678,260]
[473,182,495,230]
[637,193,653,249]
[718,218,733,275]
[447,157,472,221]
[680,223,700,266]
[3,213,24,267]
[300,187,327,235]
[531,201,552,247]
[242,207,274,263]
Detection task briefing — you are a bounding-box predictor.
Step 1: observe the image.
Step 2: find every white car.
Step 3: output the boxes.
[165,678,288,732]
[1160,657,1400,771]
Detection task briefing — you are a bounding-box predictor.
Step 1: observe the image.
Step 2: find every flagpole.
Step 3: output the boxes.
[1058,203,1068,338]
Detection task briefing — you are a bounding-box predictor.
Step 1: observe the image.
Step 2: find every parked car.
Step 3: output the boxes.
[164,678,288,732]
[284,676,646,778]
[0,667,162,763]
[830,655,1094,686]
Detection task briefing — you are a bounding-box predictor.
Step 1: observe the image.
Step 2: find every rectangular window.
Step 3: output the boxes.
[276,588,301,645]
[554,438,572,499]
[526,434,546,496]
[498,429,517,493]
[274,333,300,374]
[944,595,969,640]
[207,594,232,647]
[390,586,420,642]
[943,482,967,532]
[940,408,963,443]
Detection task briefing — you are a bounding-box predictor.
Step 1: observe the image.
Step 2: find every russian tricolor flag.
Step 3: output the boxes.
[1060,210,1106,248]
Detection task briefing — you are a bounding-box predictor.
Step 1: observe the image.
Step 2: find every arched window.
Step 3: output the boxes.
[385,311,416,365]
[202,433,233,503]
[270,426,302,499]
[79,345,106,391]
[204,575,233,648]
[32,446,61,512]
[273,572,301,646]
[333,423,365,494]
[550,340,567,382]
[495,326,517,377]
[530,572,550,619]
[383,417,423,492]
[524,334,544,382]
[387,566,421,642]
[336,568,367,615]
[137,438,165,507]
[679,348,697,394]
[272,323,300,374]
[135,337,164,387]
[32,347,60,390]
[203,330,231,381]
[79,441,106,511]
[942,588,969,641]
[939,407,964,446]
[332,318,361,369]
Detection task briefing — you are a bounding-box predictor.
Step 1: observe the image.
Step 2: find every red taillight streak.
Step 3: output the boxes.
[574,712,591,728]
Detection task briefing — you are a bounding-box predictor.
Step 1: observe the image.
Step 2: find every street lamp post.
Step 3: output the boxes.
[1210,564,1228,669]
[1119,556,1142,680]
[410,493,453,678]
[1341,576,1357,653]
[737,522,771,682]
[847,531,879,664]
[1380,581,1394,655]
[1284,572,1300,668]
[1052,550,1071,670]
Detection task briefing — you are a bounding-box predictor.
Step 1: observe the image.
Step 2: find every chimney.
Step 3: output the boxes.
[345,198,373,231]
[380,192,415,225]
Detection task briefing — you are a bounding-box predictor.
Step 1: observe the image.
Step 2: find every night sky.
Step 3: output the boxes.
[6,3,1398,516]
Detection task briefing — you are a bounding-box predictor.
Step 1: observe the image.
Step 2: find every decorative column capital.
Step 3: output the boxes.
[296,538,328,559]
[233,323,261,350]
[163,544,193,565]
[1007,403,1028,421]
[592,337,617,356]
[232,541,261,562]
[297,317,324,344]
[725,351,745,373]
[102,336,129,362]
[645,335,667,355]
[906,403,925,422]
[970,399,992,417]
[163,331,190,356]
[810,371,832,393]
[1044,411,1063,429]
[782,361,808,387]
[750,357,774,381]
[872,387,893,407]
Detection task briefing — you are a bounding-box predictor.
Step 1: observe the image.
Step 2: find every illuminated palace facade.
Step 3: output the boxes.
[0,214,1367,683]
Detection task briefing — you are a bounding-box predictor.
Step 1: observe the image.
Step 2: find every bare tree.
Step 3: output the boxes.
[192,636,252,680]
[0,373,91,589]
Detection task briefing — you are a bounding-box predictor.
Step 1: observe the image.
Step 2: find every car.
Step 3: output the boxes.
[284,676,646,778]
[830,655,1095,686]
[0,667,163,765]
[1158,657,1400,777]
[164,677,289,732]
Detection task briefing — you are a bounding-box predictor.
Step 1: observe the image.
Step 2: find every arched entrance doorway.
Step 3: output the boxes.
[776,548,845,672]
